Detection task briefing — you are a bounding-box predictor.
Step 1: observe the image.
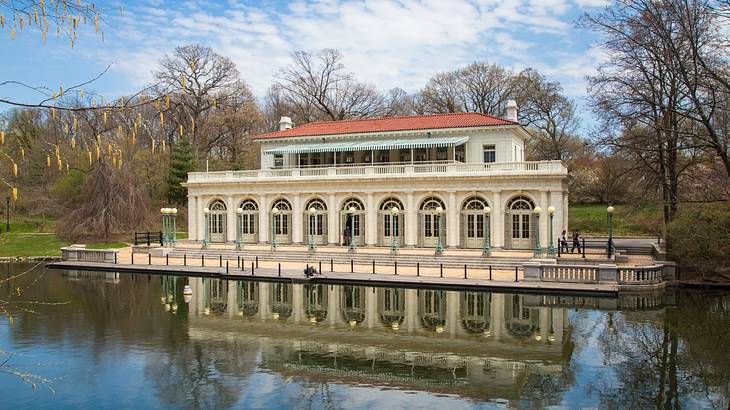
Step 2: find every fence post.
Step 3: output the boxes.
[226,261,229,274]
[558,239,561,258]
[582,238,586,259]
[237,256,240,268]
[330,258,333,272]
[202,254,205,267]
[148,253,151,265]
[114,252,117,264]
[132,252,134,264]
[319,260,322,273]
[372,260,375,275]
[166,254,169,266]
[219,255,222,267]
[278,263,281,277]
[440,264,443,278]
[147,232,150,246]
[159,231,163,246]
[394,261,397,275]
[464,264,467,279]
[184,254,187,266]
[251,262,254,275]
[489,265,492,280]
[515,267,518,282]
[350,259,354,273]
[256,256,259,268]
[417,262,420,276]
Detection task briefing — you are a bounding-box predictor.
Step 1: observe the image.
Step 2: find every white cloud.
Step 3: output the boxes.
[90,0,604,107]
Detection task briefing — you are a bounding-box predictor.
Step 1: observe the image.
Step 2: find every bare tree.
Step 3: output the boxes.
[418,71,463,114]
[273,49,386,123]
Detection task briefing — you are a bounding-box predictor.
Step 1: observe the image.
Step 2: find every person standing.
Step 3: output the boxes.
[571,230,581,254]
[560,230,569,253]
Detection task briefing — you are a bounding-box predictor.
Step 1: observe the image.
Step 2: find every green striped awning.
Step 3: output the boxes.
[263,136,469,155]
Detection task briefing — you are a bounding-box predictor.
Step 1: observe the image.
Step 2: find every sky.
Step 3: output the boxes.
[0,0,610,126]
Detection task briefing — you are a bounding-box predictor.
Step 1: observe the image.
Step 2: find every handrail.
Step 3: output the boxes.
[187,160,567,183]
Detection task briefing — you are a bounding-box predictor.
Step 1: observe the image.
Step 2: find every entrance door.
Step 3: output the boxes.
[421,213,442,247]
[464,213,485,248]
[511,213,531,249]
[208,200,227,242]
[273,213,290,244]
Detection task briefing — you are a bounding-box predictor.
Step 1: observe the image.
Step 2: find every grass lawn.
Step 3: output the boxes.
[569,204,662,237]
[0,233,70,257]
[86,242,129,249]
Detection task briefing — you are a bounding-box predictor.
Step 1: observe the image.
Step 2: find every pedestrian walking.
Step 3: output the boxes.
[571,230,581,254]
[560,230,569,253]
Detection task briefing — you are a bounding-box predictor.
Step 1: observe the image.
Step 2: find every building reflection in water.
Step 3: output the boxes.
[187,278,572,401]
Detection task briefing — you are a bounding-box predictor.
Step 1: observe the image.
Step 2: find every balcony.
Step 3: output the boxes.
[185,160,567,185]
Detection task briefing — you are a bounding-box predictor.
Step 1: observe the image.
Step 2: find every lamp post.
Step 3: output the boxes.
[533,206,542,258]
[5,196,9,232]
[348,206,357,252]
[271,207,280,250]
[607,205,615,258]
[435,206,444,256]
[483,206,491,257]
[308,207,317,251]
[202,207,210,249]
[161,208,169,246]
[390,206,399,253]
[547,206,556,257]
[171,208,177,246]
[236,207,243,250]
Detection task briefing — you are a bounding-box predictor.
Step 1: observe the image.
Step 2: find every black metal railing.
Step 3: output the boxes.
[134,231,163,246]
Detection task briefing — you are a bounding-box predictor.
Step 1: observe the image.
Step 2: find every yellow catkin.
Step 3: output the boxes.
[151,140,155,152]
[20,148,25,159]
[55,145,60,159]
[87,150,92,165]
[47,155,51,168]
[107,143,112,156]
[131,131,136,146]
[66,163,69,173]
[103,111,107,126]
[50,107,55,119]
[160,112,164,126]
[71,136,76,148]
[72,117,77,131]
[0,130,4,145]
[191,118,195,134]
[179,124,184,137]
[11,187,17,201]
[13,162,18,177]
[96,145,100,160]
[165,95,170,109]
[117,125,123,137]
[162,139,166,152]
[59,85,63,98]
[118,156,123,167]
[57,158,62,170]
[64,123,69,134]
[96,133,101,146]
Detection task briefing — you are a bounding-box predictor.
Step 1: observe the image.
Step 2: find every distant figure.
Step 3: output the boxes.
[571,231,581,254]
[560,230,569,253]
[343,226,352,246]
[304,265,318,277]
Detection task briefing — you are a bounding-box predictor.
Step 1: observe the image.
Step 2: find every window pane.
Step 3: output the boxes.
[522,215,530,238]
[513,215,520,238]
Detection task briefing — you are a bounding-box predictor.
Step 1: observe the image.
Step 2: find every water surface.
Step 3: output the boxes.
[0,263,728,409]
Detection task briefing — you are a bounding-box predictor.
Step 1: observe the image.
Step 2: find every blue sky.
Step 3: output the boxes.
[0,0,609,126]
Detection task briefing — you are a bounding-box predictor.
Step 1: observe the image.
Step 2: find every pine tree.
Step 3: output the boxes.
[166,137,196,205]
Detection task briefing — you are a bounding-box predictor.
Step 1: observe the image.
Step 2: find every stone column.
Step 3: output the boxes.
[366,193,376,246]
[406,289,417,333]
[366,287,377,329]
[328,193,338,245]
[226,194,236,242]
[550,191,564,247]
[196,196,205,241]
[492,191,502,248]
[292,193,302,244]
[563,192,569,232]
[447,291,458,336]
[259,194,269,244]
[540,190,549,246]
[187,194,197,242]
[447,191,458,247]
[405,192,416,246]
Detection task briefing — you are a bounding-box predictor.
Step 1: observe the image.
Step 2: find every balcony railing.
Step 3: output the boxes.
[186,160,567,184]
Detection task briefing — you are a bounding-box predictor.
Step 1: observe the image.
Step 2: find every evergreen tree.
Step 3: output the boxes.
[166,137,196,205]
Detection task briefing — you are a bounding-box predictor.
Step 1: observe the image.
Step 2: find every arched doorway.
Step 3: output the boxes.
[208,200,227,243]
[505,196,535,249]
[271,198,292,245]
[237,281,259,317]
[418,196,446,248]
[419,289,447,332]
[303,198,327,246]
[378,197,404,247]
[341,286,366,327]
[460,292,491,334]
[340,198,365,247]
[461,196,489,249]
[378,288,405,330]
[238,199,258,244]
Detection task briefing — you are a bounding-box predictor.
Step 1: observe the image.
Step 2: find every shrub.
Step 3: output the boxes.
[666,203,730,270]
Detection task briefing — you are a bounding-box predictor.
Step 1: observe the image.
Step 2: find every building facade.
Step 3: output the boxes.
[184,106,569,250]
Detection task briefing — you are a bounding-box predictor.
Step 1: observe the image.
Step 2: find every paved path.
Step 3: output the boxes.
[47,260,619,296]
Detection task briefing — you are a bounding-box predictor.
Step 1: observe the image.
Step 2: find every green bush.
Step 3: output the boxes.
[666,203,730,269]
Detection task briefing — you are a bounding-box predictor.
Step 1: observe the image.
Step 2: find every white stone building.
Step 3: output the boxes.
[184,105,569,250]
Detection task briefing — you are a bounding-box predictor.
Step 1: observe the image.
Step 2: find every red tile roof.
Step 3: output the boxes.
[254,112,518,139]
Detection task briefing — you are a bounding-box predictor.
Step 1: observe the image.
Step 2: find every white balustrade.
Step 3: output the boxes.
[186,160,567,184]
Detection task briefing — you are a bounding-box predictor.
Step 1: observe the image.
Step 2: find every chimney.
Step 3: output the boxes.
[279,116,293,131]
[506,100,518,122]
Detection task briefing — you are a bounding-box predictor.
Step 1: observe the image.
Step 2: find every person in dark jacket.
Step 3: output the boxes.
[560,230,569,253]
[571,231,581,254]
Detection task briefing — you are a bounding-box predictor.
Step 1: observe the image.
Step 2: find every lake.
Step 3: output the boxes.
[0,263,728,409]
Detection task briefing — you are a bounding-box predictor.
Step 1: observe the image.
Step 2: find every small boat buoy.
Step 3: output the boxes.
[183,285,193,295]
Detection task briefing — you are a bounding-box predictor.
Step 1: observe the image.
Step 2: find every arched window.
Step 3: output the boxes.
[508,196,534,211]
[341,198,365,246]
[305,198,327,242]
[419,196,446,247]
[461,196,490,248]
[379,197,404,245]
[272,198,292,211]
[209,199,227,211]
[306,198,327,211]
[207,200,227,242]
[238,199,258,240]
[271,198,292,240]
